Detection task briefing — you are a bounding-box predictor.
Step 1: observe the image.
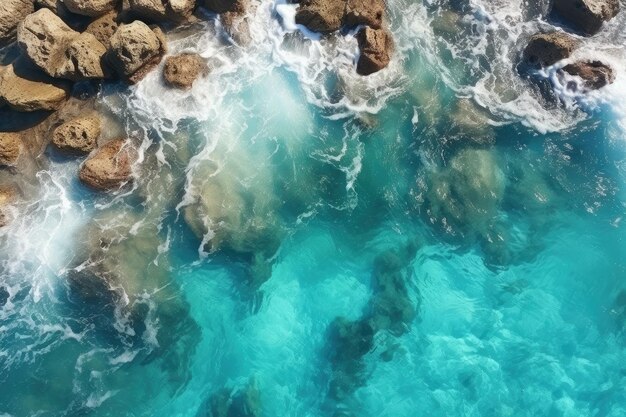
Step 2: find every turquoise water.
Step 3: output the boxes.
[1,1,626,416]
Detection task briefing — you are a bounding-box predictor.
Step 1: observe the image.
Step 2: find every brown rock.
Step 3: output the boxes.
[17,8,109,80]
[344,0,385,29]
[107,21,167,83]
[85,12,120,48]
[295,0,346,33]
[552,0,620,35]
[221,10,252,45]
[79,139,138,191]
[356,26,393,76]
[64,0,119,17]
[0,58,70,112]
[129,0,196,22]
[204,0,249,14]
[0,0,35,46]
[563,60,615,89]
[163,53,209,89]
[0,186,17,227]
[523,32,578,68]
[52,115,101,154]
[0,132,21,166]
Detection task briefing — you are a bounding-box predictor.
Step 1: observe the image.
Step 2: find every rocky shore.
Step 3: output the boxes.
[0,0,621,230]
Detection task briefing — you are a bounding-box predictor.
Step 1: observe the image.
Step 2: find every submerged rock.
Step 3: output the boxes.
[356,26,393,75]
[79,138,138,190]
[0,0,35,46]
[562,60,615,90]
[204,378,262,417]
[107,21,167,83]
[17,8,110,80]
[52,114,101,154]
[522,32,578,68]
[64,0,119,17]
[163,53,209,89]
[0,132,22,166]
[552,0,620,35]
[129,0,196,22]
[0,58,71,112]
[0,285,8,306]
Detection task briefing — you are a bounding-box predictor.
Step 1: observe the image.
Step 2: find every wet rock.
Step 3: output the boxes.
[562,60,615,89]
[0,0,35,46]
[64,0,119,17]
[356,26,393,76]
[203,0,249,14]
[295,0,346,33]
[79,138,138,190]
[552,0,620,35]
[0,132,21,166]
[52,114,101,154]
[221,9,252,45]
[0,58,71,112]
[107,21,167,83]
[523,32,578,68]
[129,0,196,22]
[163,53,209,89]
[85,12,120,48]
[0,186,16,227]
[344,0,385,29]
[17,8,109,80]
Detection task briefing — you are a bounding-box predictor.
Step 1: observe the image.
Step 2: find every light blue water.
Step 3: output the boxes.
[1,1,626,416]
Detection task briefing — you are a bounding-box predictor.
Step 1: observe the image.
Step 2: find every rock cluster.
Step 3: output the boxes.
[295,0,393,75]
[0,0,34,46]
[521,0,620,92]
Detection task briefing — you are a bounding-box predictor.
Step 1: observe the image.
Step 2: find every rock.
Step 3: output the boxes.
[85,12,120,48]
[163,53,209,89]
[0,285,8,306]
[17,8,109,80]
[563,60,615,89]
[552,0,620,35]
[79,139,138,190]
[221,10,252,45]
[522,32,578,68]
[52,114,101,154]
[295,0,346,33]
[0,132,21,166]
[356,26,393,75]
[0,58,70,112]
[129,0,196,22]
[344,0,385,29]
[0,186,16,227]
[0,0,35,46]
[64,0,119,17]
[204,0,249,14]
[107,21,167,83]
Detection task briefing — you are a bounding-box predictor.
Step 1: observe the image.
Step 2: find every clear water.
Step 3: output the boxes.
[1,1,626,416]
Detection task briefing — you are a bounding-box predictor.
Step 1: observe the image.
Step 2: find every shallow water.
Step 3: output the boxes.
[1,1,626,416]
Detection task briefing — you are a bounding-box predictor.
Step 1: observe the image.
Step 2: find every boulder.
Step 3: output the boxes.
[0,58,70,112]
[0,186,16,227]
[204,0,249,14]
[563,60,615,89]
[52,114,101,154]
[295,0,346,33]
[17,8,109,80]
[552,0,620,35]
[522,32,578,68]
[163,53,209,89]
[107,21,167,83]
[85,12,120,48]
[356,26,393,75]
[129,0,196,22]
[0,0,35,46]
[221,10,252,45]
[64,0,119,17]
[344,0,384,29]
[0,132,21,166]
[79,138,138,190]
